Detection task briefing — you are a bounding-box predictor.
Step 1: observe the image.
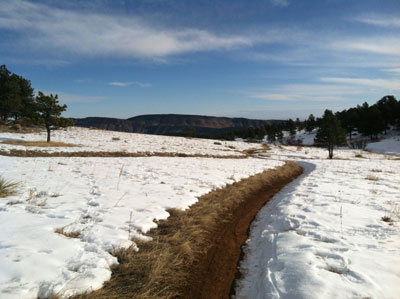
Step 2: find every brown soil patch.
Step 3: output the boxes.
[74,161,303,299]
[1,140,77,147]
[0,149,247,159]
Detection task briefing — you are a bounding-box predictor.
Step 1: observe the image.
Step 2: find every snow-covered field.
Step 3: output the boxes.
[0,127,399,298]
[366,136,400,156]
[0,128,281,298]
[235,145,400,299]
[0,127,259,156]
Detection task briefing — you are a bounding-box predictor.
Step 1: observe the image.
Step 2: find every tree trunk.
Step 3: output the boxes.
[328,144,333,159]
[46,125,51,142]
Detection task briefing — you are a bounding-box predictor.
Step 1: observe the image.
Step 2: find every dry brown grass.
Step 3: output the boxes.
[0,123,43,133]
[1,140,77,147]
[54,227,81,238]
[241,145,269,157]
[0,176,20,198]
[0,149,247,159]
[74,161,302,299]
[366,175,379,181]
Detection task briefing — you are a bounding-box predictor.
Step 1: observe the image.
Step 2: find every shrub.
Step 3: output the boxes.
[0,176,20,198]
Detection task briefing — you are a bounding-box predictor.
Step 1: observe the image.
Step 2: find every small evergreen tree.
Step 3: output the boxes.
[183,126,196,137]
[305,114,316,133]
[314,110,347,159]
[33,92,74,142]
[257,125,267,140]
[276,126,284,142]
[286,119,296,136]
[266,125,277,142]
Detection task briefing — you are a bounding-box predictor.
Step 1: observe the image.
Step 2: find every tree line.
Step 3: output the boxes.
[0,65,73,141]
[2,65,399,157]
[214,96,399,158]
[221,96,400,144]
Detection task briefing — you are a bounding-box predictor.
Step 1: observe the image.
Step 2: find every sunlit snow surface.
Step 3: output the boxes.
[0,128,282,298]
[366,136,400,156]
[1,127,399,298]
[0,126,259,156]
[235,145,400,299]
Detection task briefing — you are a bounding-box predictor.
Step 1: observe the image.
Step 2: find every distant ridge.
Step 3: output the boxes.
[73,114,281,136]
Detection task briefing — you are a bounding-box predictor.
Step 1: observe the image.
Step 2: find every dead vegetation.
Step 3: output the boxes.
[74,161,303,299]
[0,149,249,159]
[366,175,379,181]
[381,216,393,223]
[0,122,43,133]
[0,176,20,198]
[54,227,81,238]
[1,140,77,147]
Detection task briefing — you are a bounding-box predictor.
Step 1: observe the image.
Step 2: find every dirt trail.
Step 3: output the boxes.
[185,163,302,299]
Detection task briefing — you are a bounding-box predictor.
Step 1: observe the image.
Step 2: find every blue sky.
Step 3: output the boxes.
[1,0,399,120]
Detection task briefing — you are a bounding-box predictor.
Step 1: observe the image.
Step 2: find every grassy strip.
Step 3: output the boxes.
[0,176,20,198]
[0,149,248,159]
[1,140,77,147]
[74,161,302,299]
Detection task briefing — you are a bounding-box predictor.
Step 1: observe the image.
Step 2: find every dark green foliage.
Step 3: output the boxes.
[286,119,296,136]
[183,126,196,137]
[336,96,399,140]
[33,92,74,142]
[305,114,316,133]
[0,65,34,120]
[256,125,267,140]
[315,110,347,159]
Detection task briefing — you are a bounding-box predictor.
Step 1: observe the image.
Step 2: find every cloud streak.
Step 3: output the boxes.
[108,81,151,87]
[249,78,398,104]
[320,77,400,90]
[0,0,254,59]
[333,37,400,56]
[355,14,400,28]
[270,0,289,7]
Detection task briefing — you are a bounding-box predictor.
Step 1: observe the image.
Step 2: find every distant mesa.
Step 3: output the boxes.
[72,114,280,136]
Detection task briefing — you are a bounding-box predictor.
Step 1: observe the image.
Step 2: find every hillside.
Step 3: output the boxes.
[73,114,279,136]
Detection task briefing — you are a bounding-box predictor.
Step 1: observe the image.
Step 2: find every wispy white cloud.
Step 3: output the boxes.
[333,37,400,56]
[270,0,289,7]
[108,81,151,87]
[383,68,400,74]
[245,32,400,69]
[251,93,294,101]
[320,77,400,90]
[248,78,399,105]
[250,84,362,102]
[355,14,400,28]
[0,0,255,60]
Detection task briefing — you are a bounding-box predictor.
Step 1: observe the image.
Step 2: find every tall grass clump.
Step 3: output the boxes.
[0,176,20,198]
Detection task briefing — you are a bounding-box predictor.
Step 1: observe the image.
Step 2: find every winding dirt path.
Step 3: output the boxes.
[184,162,303,299]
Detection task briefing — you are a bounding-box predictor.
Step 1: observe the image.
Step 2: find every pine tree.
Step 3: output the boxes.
[33,92,74,142]
[305,114,316,133]
[0,65,34,121]
[314,110,347,159]
[257,125,267,140]
[286,119,296,136]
